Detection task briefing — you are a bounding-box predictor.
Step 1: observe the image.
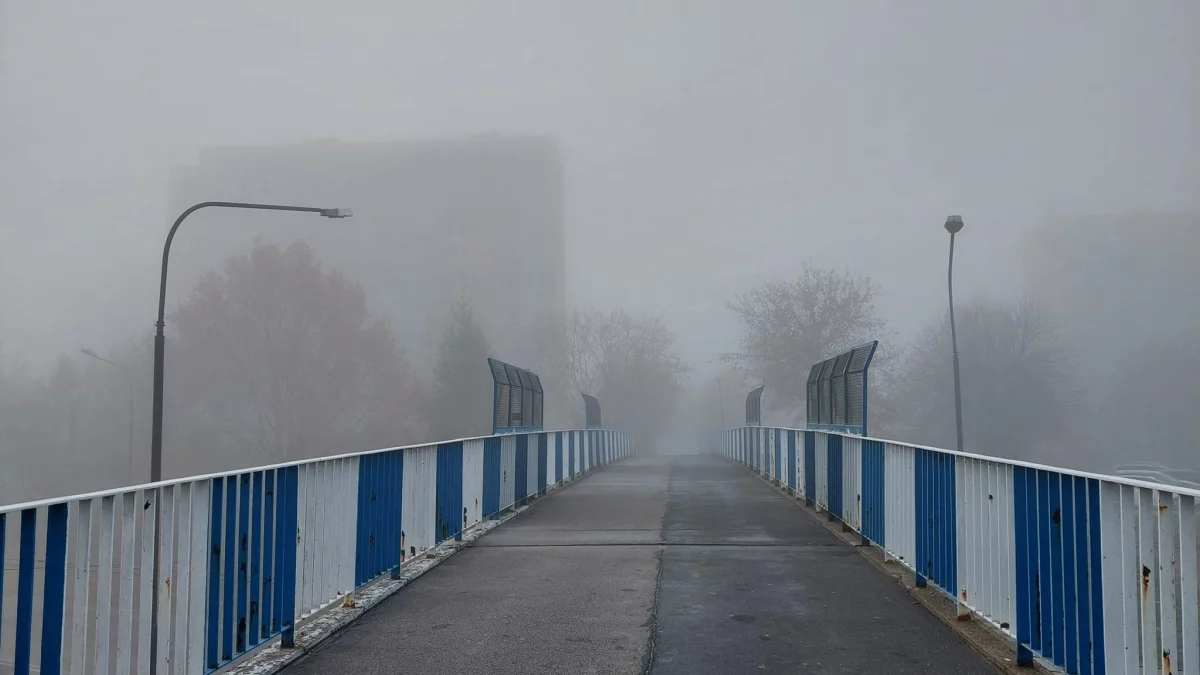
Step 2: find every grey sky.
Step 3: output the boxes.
[2,1,1198,372]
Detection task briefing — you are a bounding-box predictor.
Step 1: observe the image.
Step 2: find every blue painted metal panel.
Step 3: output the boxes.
[249,472,264,648]
[278,466,299,648]
[207,478,224,669]
[555,432,564,485]
[861,439,885,546]
[827,434,843,519]
[514,435,529,503]
[357,450,405,583]
[14,509,36,673]
[391,451,405,575]
[787,431,797,491]
[804,431,816,505]
[261,470,276,638]
[272,472,287,637]
[1037,469,1052,656]
[1014,466,1034,665]
[538,433,548,495]
[914,448,957,595]
[40,503,68,675]
[1062,477,1078,674]
[356,457,369,585]
[483,438,501,517]
[1049,473,1065,668]
[236,474,251,655]
[222,476,237,661]
[568,431,576,476]
[436,443,465,543]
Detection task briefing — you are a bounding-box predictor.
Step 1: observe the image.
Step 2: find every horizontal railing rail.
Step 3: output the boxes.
[0,428,634,674]
[715,425,1199,675]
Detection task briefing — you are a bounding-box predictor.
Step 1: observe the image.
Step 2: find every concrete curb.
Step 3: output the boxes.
[225,467,613,675]
[740,464,1053,675]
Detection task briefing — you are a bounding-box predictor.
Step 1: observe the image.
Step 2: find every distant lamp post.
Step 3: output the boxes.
[81,348,135,483]
[944,215,965,453]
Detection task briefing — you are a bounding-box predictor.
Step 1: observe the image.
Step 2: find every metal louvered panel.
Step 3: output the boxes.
[817,357,836,425]
[582,393,602,429]
[488,358,547,432]
[517,369,535,427]
[831,352,851,425]
[505,364,523,424]
[530,373,544,427]
[806,363,823,425]
[846,376,864,427]
[745,385,764,426]
[846,342,875,376]
[845,342,877,428]
[488,359,511,429]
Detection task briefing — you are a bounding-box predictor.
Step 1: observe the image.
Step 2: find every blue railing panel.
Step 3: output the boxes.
[538,433,549,495]
[555,431,564,485]
[827,434,844,519]
[514,435,529,503]
[248,471,265,649]
[41,503,68,675]
[261,470,276,638]
[804,431,816,505]
[861,439,885,546]
[914,448,956,594]
[436,442,464,544]
[483,437,501,518]
[787,430,797,492]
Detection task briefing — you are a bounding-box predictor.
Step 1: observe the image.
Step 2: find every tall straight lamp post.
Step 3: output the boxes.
[944,215,965,454]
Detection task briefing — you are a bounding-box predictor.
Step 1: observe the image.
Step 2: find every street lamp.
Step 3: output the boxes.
[944,215,965,453]
[151,202,351,482]
[147,201,349,662]
[80,348,135,483]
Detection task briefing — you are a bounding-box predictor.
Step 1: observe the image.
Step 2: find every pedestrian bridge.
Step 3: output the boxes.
[1,426,1196,674]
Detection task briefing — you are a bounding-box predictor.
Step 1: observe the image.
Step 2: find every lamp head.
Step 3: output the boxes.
[320,208,353,219]
[944,215,964,234]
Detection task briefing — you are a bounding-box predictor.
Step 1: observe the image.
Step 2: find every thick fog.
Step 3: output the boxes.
[2,1,1198,502]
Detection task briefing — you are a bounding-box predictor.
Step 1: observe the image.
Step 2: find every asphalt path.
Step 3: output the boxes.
[282,453,995,674]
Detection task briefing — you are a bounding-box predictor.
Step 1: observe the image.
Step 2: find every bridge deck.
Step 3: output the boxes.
[283,453,995,674]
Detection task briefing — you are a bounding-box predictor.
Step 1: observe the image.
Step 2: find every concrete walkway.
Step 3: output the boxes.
[282,453,995,674]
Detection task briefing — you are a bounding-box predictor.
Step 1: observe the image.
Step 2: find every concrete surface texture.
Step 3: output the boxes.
[282,453,996,674]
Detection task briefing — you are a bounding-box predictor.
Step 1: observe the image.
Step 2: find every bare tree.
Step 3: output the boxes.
[723,263,888,423]
[564,309,690,444]
[169,241,424,474]
[892,297,1074,459]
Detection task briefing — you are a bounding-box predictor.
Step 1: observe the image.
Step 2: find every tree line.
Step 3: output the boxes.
[0,240,691,503]
[718,261,1075,464]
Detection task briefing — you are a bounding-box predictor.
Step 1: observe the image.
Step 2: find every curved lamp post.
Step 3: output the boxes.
[148,201,349,662]
[944,215,964,453]
[151,202,351,482]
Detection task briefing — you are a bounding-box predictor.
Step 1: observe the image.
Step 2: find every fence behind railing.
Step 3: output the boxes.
[715,425,1199,675]
[0,428,633,675]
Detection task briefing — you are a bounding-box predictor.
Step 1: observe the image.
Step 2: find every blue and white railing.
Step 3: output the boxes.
[0,428,633,674]
[715,426,1199,675]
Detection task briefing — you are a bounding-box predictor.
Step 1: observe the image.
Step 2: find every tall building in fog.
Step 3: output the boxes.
[168,135,567,377]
